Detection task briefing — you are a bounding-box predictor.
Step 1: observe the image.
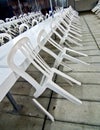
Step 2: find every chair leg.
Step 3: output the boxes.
[64,48,88,57]
[60,38,72,48]
[62,53,89,65]
[71,25,82,33]
[52,68,81,86]
[32,99,54,122]
[48,81,82,105]
[53,60,73,71]
[70,29,82,37]
[68,33,82,42]
[66,37,82,46]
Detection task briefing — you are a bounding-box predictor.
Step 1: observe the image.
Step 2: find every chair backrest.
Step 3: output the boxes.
[19,23,29,34]
[45,13,50,19]
[10,16,17,21]
[5,18,10,22]
[38,16,44,22]
[51,19,66,41]
[37,29,67,68]
[0,20,5,24]
[32,19,38,26]
[7,37,54,97]
[0,33,12,45]
[7,37,51,79]
[37,29,62,52]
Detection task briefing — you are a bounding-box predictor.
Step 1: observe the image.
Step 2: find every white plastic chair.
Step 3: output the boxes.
[38,16,44,22]
[7,37,82,103]
[0,33,12,45]
[45,13,50,19]
[7,37,82,121]
[19,23,29,34]
[0,20,5,24]
[37,29,89,67]
[51,18,82,47]
[10,16,17,21]
[61,12,82,35]
[31,19,38,26]
[58,18,82,39]
[65,6,80,21]
[51,7,82,47]
[2,26,18,38]
[37,29,89,86]
[92,0,100,13]
[63,7,81,31]
[51,23,80,48]
[5,18,10,22]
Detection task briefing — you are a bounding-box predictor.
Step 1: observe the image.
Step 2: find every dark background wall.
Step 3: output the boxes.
[0,0,99,20]
[0,0,14,20]
[75,0,98,11]
[68,0,98,11]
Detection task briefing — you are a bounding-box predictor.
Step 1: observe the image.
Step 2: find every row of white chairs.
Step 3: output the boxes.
[92,0,100,17]
[51,6,82,48]
[7,7,88,121]
[0,7,65,46]
[0,11,49,46]
[18,6,82,48]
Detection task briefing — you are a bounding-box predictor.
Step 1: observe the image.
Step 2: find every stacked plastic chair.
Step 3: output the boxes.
[92,0,100,18]
[0,11,48,46]
[50,7,82,48]
[92,0,100,13]
[0,33,12,46]
[7,37,82,122]
[7,6,89,121]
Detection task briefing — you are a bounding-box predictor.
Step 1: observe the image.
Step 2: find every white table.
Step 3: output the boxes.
[0,13,59,105]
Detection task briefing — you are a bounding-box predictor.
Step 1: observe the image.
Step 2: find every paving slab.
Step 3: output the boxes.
[94,38,100,41]
[63,63,100,72]
[44,121,100,130]
[56,72,100,84]
[52,83,100,101]
[74,55,100,63]
[79,49,100,56]
[0,95,50,118]
[65,55,100,64]
[67,49,100,57]
[82,35,93,40]
[95,40,100,48]
[82,37,94,42]
[72,45,98,51]
[0,112,44,130]
[49,99,100,125]
[81,41,97,46]
[93,34,100,39]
